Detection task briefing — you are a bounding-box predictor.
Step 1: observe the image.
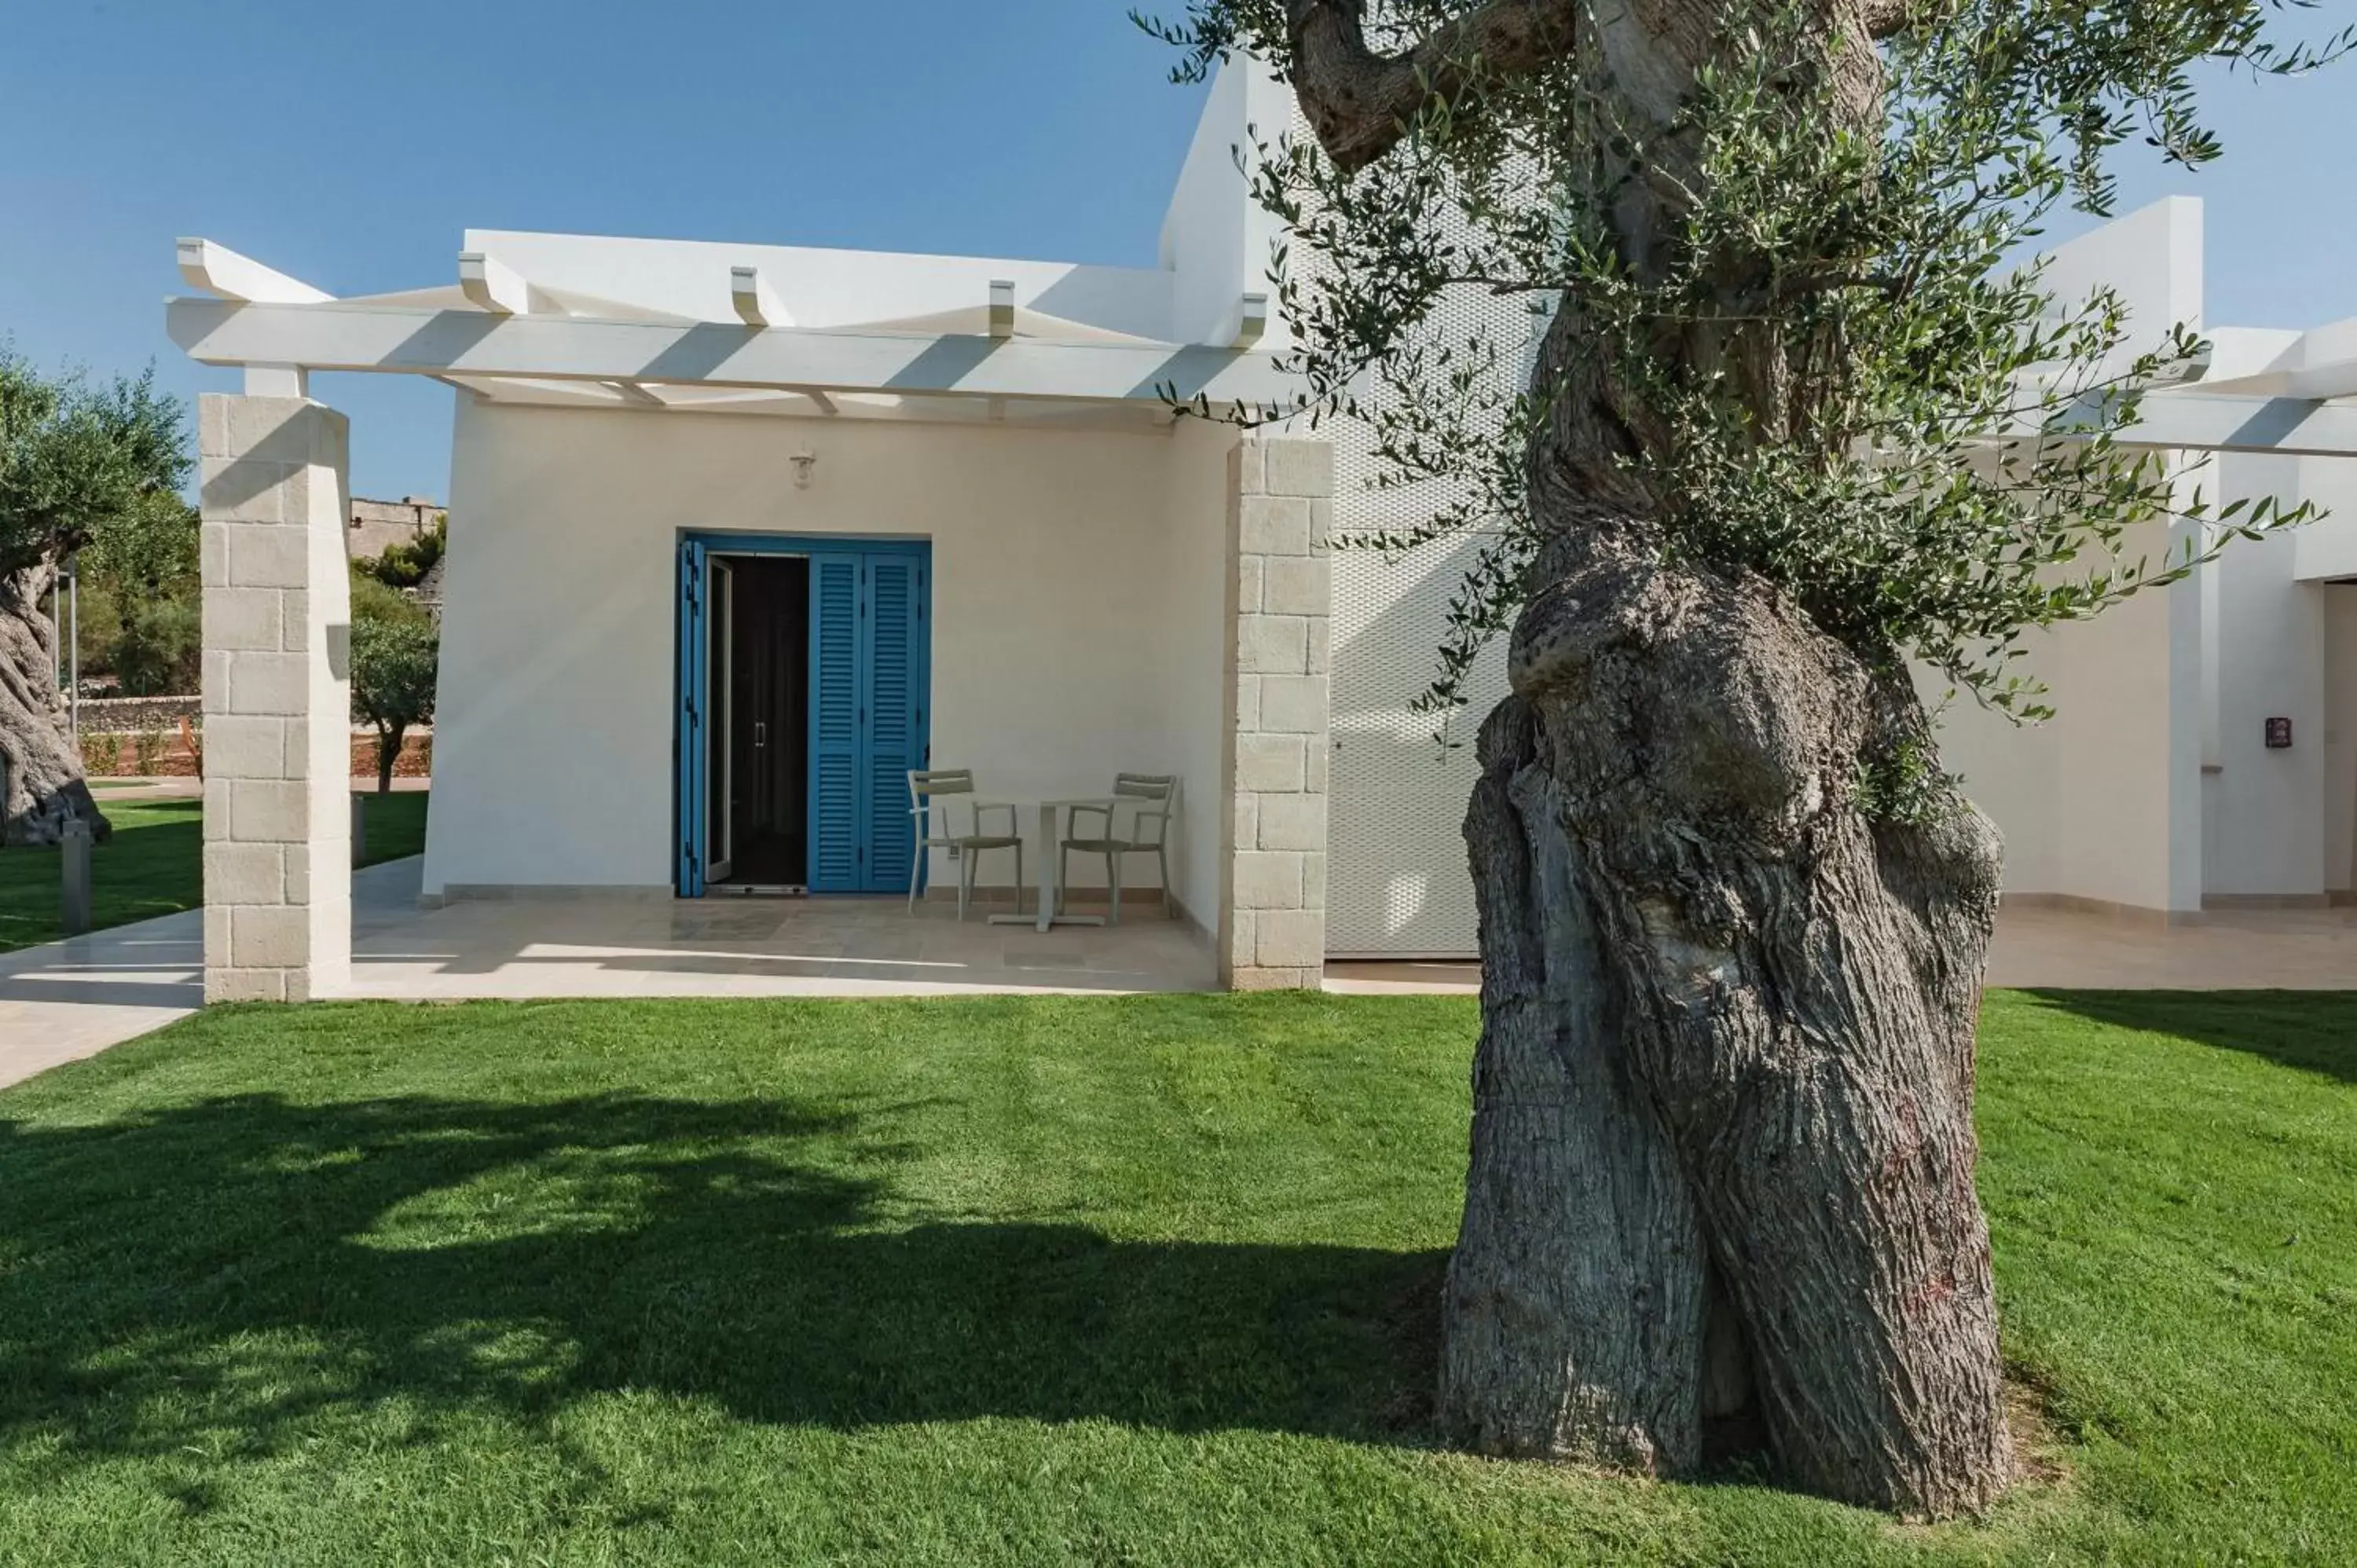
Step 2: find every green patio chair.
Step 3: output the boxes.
[1056,773,1179,925]
[908,769,1023,920]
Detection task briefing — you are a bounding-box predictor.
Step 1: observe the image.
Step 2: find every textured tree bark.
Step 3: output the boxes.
[1271,0,2014,1517]
[1442,521,2011,1517]
[0,562,112,848]
[1438,707,1711,1472]
[376,722,405,795]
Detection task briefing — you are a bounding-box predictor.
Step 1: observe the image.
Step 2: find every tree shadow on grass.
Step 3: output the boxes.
[2019,989,2357,1086]
[0,1092,1446,1475]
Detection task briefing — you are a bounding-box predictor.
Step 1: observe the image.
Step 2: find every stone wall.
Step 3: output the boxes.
[79,694,202,733]
[1219,436,1334,990]
[349,494,440,561]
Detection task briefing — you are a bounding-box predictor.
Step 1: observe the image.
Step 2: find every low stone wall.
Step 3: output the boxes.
[75,726,432,780]
[79,694,202,733]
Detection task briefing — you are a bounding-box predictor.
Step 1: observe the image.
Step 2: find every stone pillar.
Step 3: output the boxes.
[1219,436,1334,990]
[198,395,352,1002]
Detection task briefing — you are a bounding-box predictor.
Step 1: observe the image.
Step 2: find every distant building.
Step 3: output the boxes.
[347,495,440,560]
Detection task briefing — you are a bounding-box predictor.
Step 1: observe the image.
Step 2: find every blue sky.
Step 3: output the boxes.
[2,2,2350,502]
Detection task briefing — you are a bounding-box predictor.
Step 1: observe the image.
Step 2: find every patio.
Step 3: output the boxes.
[344,863,1217,1000]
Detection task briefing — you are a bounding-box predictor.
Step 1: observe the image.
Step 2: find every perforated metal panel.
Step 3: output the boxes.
[1328,523,1511,958]
[1285,97,1537,957]
[1323,339,1530,956]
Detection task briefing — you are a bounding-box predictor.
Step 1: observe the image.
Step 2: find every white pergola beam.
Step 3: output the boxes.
[457,252,530,315]
[2017,390,2357,458]
[1231,292,1268,350]
[2117,392,2357,456]
[988,279,1016,339]
[175,238,332,305]
[165,297,1307,408]
[731,266,790,328]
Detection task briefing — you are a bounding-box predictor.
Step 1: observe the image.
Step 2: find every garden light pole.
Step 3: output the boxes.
[65,553,79,744]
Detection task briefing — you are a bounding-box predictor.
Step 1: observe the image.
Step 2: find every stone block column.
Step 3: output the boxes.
[1219,436,1334,989]
[198,395,353,1002]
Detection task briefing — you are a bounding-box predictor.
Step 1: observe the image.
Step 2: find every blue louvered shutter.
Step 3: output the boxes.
[863,555,926,892]
[675,538,707,897]
[806,552,863,892]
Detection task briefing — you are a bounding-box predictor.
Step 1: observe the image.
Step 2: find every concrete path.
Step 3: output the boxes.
[0,906,200,1090]
[0,857,429,1092]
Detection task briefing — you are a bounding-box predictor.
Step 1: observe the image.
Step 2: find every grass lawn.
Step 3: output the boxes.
[0,789,427,953]
[0,991,2349,1566]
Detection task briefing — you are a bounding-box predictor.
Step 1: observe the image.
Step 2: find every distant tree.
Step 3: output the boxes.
[350,615,438,795]
[0,348,188,844]
[82,489,202,697]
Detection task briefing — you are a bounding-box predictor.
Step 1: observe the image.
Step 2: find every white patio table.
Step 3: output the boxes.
[980,797,1117,933]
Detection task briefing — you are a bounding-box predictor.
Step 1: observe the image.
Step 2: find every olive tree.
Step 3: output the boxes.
[350,610,438,796]
[1143,0,2346,1519]
[0,350,189,845]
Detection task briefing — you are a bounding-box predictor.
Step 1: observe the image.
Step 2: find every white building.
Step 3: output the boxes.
[170,60,2357,1004]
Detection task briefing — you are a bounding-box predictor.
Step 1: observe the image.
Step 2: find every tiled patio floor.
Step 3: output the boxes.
[341,863,1217,999]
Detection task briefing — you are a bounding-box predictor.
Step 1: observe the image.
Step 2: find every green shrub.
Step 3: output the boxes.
[349,567,430,629]
[78,733,121,776]
[112,593,201,696]
[361,514,446,589]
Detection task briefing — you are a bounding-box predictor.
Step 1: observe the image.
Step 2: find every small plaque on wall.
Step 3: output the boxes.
[2265,716,2294,749]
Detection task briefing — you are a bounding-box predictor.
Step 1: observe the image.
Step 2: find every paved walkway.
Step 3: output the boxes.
[9,874,2356,1092]
[0,905,200,1090]
[1331,907,2357,994]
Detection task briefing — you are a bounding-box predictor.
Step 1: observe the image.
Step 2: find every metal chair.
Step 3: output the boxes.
[1056,773,1178,925]
[908,769,1023,920]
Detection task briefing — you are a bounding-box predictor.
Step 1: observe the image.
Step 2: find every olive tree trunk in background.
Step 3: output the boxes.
[0,561,111,848]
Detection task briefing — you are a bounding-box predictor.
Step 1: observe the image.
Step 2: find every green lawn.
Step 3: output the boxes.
[0,790,427,952]
[0,991,2350,1566]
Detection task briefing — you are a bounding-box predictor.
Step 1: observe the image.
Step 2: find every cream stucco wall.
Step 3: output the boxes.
[422,401,1234,928]
[1931,513,2202,912]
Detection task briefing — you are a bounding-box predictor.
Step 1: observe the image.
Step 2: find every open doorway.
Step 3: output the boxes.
[676,535,930,899]
[708,555,810,890]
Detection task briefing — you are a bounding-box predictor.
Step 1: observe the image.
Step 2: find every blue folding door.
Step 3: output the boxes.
[681,537,927,896]
[805,550,929,894]
[674,537,709,897]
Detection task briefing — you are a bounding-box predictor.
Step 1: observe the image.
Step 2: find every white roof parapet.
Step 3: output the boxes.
[163,295,1310,410]
[175,239,333,305]
[731,266,790,328]
[457,252,530,315]
[988,280,1015,339]
[2178,321,2357,402]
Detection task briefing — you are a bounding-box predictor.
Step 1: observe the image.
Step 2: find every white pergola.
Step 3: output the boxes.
[169,237,2357,457]
[168,240,1300,429]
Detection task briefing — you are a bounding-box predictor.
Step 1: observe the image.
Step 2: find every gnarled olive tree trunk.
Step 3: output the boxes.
[1264,0,2017,1517]
[0,561,112,847]
[1437,524,2011,1518]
